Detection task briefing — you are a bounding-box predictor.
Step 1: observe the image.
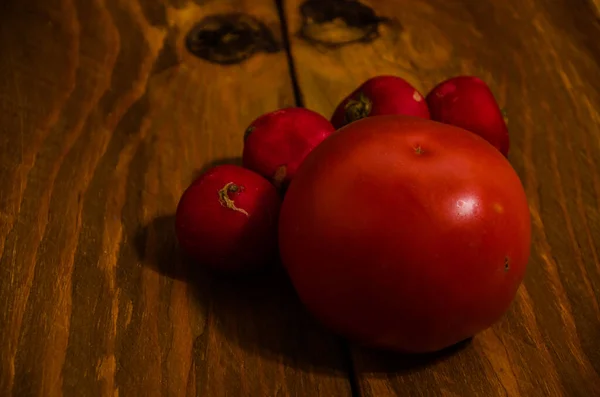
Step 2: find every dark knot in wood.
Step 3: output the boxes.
[186,13,281,65]
[298,0,390,49]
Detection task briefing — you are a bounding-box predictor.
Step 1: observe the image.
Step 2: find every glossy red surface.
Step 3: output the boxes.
[426,76,510,157]
[330,75,431,129]
[279,115,531,353]
[176,165,281,273]
[243,107,335,188]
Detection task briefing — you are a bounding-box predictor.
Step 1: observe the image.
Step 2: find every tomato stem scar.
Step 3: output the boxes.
[243,126,255,141]
[414,145,424,155]
[273,165,287,188]
[344,91,372,124]
[501,108,509,125]
[218,182,249,216]
[504,256,510,272]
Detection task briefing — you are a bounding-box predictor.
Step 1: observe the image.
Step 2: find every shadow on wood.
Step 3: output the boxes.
[353,337,473,376]
[134,214,350,376]
[134,214,188,281]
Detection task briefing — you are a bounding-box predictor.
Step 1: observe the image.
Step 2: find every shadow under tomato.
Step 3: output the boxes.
[350,337,473,375]
[134,214,472,378]
[134,214,188,281]
[134,214,351,377]
[135,214,471,377]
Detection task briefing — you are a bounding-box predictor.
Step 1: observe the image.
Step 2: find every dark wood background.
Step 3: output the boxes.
[1,0,599,396]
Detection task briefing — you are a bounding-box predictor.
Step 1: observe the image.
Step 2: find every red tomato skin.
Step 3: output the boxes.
[175,165,281,273]
[330,75,430,129]
[243,107,335,188]
[278,115,531,353]
[426,76,510,157]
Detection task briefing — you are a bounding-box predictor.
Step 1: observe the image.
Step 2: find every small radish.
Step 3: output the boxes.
[242,107,335,189]
[330,75,430,129]
[175,164,281,274]
[426,76,510,157]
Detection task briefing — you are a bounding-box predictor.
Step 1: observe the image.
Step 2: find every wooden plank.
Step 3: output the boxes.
[283,0,600,396]
[0,0,352,396]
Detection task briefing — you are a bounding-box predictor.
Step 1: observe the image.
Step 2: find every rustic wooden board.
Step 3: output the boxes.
[0,0,352,396]
[283,0,600,396]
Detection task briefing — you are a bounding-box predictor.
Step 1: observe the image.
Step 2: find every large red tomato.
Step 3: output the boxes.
[278,115,531,353]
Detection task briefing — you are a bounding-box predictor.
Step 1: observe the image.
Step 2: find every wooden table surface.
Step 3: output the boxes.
[1,0,600,396]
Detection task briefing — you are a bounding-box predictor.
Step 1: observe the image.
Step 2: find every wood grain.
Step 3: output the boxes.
[0,0,351,396]
[3,0,600,395]
[283,0,600,396]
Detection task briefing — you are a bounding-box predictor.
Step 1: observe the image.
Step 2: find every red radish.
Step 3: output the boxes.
[175,164,281,273]
[426,76,510,157]
[242,107,335,189]
[330,75,430,129]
